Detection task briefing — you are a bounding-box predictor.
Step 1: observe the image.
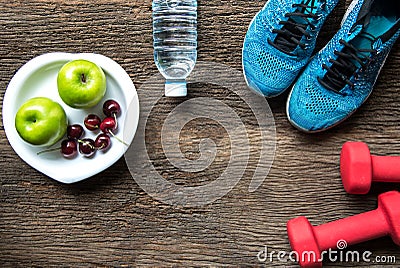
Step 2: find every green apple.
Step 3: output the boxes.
[57,59,106,108]
[15,97,68,146]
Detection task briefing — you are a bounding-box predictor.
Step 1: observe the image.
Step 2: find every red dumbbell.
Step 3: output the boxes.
[341,141,400,194]
[287,191,400,267]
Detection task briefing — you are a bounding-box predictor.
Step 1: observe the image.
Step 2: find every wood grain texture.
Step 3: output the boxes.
[1,0,400,267]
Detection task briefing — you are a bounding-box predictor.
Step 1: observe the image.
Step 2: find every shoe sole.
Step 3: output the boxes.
[341,0,360,28]
[286,51,390,133]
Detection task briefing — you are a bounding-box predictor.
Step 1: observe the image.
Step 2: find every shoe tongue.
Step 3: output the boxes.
[357,11,372,28]
[355,0,374,25]
[291,0,319,25]
[346,24,377,69]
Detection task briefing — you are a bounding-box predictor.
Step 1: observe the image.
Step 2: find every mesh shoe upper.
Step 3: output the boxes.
[287,0,400,132]
[242,0,339,97]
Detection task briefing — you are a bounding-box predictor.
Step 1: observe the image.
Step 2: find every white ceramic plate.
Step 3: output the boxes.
[2,52,139,184]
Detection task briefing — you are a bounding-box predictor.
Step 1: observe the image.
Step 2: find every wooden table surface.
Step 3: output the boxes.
[1,0,400,267]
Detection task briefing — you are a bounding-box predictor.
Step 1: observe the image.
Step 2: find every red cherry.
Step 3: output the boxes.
[84,114,101,131]
[37,139,78,158]
[79,138,96,157]
[95,133,111,151]
[100,117,117,133]
[67,124,84,140]
[61,139,78,158]
[103,99,121,117]
[99,117,128,146]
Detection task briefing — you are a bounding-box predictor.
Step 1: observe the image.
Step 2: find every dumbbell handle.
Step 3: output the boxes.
[372,155,400,182]
[314,208,389,250]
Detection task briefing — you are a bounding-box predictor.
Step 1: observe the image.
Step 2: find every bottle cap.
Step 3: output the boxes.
[165,80,187,97]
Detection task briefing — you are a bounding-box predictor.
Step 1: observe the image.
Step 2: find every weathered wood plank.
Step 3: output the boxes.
[1,0,400,267]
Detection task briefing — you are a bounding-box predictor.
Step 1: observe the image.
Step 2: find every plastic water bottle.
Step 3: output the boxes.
[152,0,197,97]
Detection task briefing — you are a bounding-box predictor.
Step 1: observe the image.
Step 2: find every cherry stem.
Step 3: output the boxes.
[113,113,118,129]
[108,130,128,146]
[96,144,105,150]
[86,123,98,129]
[37,147,60,155]
[78,139,95,150]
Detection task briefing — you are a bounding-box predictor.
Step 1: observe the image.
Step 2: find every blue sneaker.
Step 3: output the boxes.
[287,0,400,132]
[242,0,339,97]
